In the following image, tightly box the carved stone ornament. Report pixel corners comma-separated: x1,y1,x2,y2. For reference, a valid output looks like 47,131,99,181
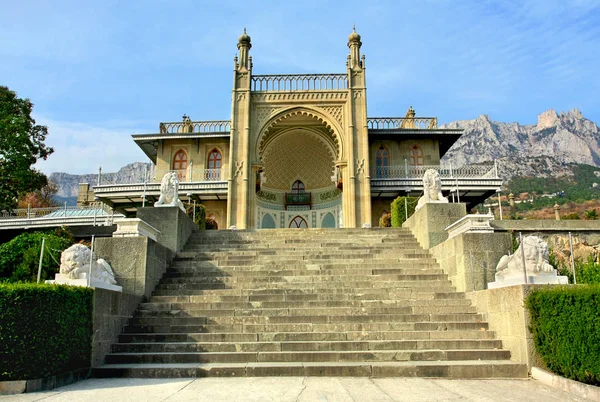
488,235,568,289
46,243,122,292
416,169,448,211
235,161,244,178
155,172,185,212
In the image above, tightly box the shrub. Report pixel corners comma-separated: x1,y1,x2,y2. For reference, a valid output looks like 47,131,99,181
563,212,581,220
526,285,600,385
379,213,391,228
390,197,417,227
585,209,598,220
185,203,206,230
0,283,93,380
0,228,73,282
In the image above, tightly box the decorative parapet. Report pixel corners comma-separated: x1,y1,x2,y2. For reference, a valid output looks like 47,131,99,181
445,213,494,239
159,119,231,134
251,74,348,92
113,218,160,241
367,117,438,130
371,164,497,179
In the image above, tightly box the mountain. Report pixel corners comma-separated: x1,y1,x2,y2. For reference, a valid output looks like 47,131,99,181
441,109,600,181
49,162,151,198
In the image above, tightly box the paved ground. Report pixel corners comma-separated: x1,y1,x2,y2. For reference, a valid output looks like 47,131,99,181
0,377,593,402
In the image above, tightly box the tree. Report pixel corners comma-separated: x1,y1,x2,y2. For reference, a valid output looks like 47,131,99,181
17,180,59,209
0,86,53,211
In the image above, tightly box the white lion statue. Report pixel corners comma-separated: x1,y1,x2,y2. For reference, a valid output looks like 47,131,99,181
155,172,185,211
60,243,117,285
416,168,448,211
495,236,555,281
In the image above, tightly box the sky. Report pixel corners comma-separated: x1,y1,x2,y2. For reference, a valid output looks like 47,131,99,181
1,0,599,175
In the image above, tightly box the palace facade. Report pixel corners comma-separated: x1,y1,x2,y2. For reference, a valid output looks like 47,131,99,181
93,29,502,229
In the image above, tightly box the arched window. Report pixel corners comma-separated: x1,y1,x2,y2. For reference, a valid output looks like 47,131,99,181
172,149,188,181
206,149,222,180
291,180,305,194
376,146,390,178
409,144,424,166
289,216,308,228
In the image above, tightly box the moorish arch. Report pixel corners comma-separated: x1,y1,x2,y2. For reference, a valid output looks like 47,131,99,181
255,107,344,162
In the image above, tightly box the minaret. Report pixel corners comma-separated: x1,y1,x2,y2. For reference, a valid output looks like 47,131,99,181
347,26,362,70
237,28,252,71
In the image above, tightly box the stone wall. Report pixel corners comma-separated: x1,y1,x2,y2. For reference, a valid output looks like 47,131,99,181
467,285,548,370
95,236,173,299
91,288,141,367
402,203,466,249
430,232,512,292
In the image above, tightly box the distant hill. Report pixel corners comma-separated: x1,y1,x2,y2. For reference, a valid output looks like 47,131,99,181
49,162,151,198
441,109,600,181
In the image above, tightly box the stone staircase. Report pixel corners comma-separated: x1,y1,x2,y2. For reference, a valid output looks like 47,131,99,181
94,228,527,378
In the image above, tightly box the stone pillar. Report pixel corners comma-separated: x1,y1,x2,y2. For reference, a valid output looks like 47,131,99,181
402,203,467,249
554,203,560,220
509,193,515,207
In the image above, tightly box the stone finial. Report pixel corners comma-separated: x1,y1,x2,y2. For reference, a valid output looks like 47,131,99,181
508,193,515,207
347,26,362,70
237,28,252,71
554,202,560,220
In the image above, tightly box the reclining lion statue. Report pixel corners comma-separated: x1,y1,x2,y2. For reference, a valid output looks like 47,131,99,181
495,235,555,281
59,243,117,285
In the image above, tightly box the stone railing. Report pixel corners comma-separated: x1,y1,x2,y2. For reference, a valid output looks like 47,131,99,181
367,117,438,130
251,74,348,92
97,167,226,186
371,164,497,179
159,120,231,134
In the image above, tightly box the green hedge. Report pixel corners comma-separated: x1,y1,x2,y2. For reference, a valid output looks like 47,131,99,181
0,283,93,381
390,196,417,227
526,285,600,385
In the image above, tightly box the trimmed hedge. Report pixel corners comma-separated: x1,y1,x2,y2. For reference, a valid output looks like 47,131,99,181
526,285,600,385
0,283,93,381
390,196,417,227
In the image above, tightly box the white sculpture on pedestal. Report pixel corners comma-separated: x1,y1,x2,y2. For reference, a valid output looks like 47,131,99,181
155,172,185,211
488,235,568,289
46,243,123,291
416,169,448,211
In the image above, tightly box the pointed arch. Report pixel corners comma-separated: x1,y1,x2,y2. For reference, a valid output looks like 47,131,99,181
409,144,424,166
375,145,390,178
172,149,188,180
289,215,308,228
206,148,222,180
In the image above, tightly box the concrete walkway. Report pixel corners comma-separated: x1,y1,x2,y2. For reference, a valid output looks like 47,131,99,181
0,377,593,402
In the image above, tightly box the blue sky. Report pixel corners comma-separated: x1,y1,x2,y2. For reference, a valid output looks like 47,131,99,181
2,0,599,174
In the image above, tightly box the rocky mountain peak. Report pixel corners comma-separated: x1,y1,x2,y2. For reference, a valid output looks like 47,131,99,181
537,109,558,130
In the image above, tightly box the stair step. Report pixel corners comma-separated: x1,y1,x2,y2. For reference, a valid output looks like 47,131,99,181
99,228,523,379
93,360,528,378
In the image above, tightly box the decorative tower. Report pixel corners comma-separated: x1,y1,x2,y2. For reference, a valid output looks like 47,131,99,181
227,29,253,228
345,26,372,227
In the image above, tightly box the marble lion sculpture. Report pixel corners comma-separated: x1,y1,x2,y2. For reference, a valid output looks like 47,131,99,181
416,168,448,211
155,172,185,211
59,243,117,285
495,235,555,281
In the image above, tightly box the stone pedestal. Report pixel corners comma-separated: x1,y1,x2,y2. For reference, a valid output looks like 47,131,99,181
488,273,568,289
46,273,122,292
113,218,160,241
403,203,467,249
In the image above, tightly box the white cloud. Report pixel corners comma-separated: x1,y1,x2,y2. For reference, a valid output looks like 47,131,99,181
34,116,151,175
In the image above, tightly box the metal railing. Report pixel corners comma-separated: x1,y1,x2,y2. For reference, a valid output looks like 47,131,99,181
251,74,348,92
0,203,115,220
97,167,226,186
367,117,438,130
285,192,312,209
159,120,231,134
370,164,497,179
